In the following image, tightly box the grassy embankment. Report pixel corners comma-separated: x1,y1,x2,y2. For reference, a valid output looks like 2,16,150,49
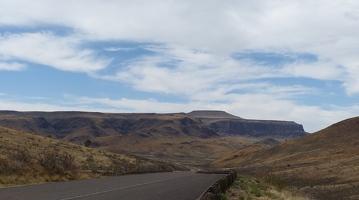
0,126,181,188
222,174,311,200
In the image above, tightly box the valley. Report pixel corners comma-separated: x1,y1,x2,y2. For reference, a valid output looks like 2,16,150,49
4,109,359,199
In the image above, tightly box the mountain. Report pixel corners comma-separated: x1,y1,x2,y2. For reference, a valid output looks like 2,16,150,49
188,110,242,120
213,116,359,199
0,111,218,140
0,111,227,167
0,110,307,168
188,110,307,138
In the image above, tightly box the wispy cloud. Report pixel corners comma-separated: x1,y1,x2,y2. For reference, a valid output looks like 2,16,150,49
0,32,111,73
1,0,359,133
98,45,320,101
0,62,26,71
104,47,136,52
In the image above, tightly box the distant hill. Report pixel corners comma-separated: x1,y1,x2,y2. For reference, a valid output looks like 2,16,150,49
188,110,242,120
188,110,307,138
0,110,307,142
213,116,359,199
0,110,307,167
0,111,218,140
0,111,226,167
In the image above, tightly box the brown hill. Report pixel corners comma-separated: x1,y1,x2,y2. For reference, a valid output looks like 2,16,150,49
0,110,307,168
211,138,281,167
213,116,359,199
0,111,230,167
0,111,218,140
0,126,184,188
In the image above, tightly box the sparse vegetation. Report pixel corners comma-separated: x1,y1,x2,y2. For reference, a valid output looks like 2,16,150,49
213,116,359,199
84,139,92,147
222,175,310,200
0,126,184,188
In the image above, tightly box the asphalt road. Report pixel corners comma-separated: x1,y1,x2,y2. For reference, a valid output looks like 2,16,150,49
0,172,225,200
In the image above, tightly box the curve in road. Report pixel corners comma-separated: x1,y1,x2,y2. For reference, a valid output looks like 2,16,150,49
0,172,225,200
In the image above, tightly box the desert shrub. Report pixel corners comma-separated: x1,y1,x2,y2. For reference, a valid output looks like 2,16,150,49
38,150,76,175
0,147,34,176
0,158,11,174
8,147,32,164
261,173,287,191
250,186,262,197
84,140,92,147
219,193,228,200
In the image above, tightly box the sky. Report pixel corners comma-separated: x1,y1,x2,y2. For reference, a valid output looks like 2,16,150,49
1,0,359,133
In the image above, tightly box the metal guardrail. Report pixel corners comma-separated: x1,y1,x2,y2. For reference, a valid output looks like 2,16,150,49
197,170,237,200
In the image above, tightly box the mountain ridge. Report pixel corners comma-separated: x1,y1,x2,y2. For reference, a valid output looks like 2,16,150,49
188,110,307,138
0,110,307,167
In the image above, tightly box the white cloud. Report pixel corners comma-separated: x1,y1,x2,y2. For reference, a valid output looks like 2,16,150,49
100,45,285,97
60,94,359,133
0,32,111,73
1,90,358,132
1,0,359,133
0,99,75,112
0,62,26,71
281,60,346,81
104,47,135,52
0,1,358,83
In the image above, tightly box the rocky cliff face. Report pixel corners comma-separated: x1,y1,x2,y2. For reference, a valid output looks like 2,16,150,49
0,110,306,141
0,110,307,164
207,119,306,138
188,110,307,138
0,111,218,142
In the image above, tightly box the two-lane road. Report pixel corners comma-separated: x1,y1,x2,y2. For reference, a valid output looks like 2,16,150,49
0,172,225,200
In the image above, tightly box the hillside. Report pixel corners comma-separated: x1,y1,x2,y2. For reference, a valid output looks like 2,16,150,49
0,110,307,167
0,111,218,140
0,126,184,188
212,138,280,167
213,116,359,199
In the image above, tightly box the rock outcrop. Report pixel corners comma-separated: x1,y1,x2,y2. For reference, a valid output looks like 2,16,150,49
0,110,306,142
188,110,307,138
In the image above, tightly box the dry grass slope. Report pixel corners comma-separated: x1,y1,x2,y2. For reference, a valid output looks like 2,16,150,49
224,175,310,200
213,116,359,199
0,111,306,168
0,126,183,188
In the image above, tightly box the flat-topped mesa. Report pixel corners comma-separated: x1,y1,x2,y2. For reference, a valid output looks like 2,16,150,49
188,110,307,139
188,110,241,118
187,110,242,122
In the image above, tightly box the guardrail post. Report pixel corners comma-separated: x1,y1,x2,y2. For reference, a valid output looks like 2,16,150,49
199,192,215,200
219,177,228,193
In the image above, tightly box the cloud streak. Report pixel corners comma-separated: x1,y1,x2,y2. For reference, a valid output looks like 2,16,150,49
0,62,26,71
0,32,111,73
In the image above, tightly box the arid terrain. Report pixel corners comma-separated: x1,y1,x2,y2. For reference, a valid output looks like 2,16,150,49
0,110,305,167
213,116,359,199
0,126,183,188
2,110,359,199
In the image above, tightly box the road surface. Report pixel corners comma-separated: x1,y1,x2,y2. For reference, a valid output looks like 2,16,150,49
0,172,225,200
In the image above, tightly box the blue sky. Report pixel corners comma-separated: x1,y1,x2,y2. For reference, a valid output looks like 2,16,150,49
1,1,359,132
